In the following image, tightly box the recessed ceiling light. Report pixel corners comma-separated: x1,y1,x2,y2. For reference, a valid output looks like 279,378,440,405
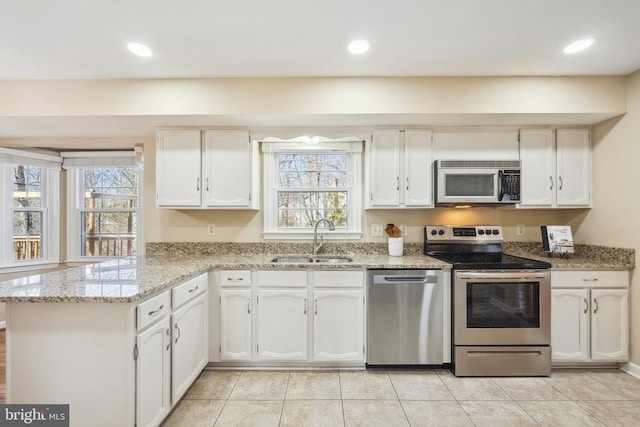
348,39,370,55
563,38,594,54
127,42,153,57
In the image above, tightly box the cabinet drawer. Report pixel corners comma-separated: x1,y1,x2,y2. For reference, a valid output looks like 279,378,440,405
551,270,629,288
137,291,171,331
173,273,208,308
257,270,307,287
220,270,252,286
314,270,364,288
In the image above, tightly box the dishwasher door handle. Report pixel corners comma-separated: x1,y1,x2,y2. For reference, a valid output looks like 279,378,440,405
377,276,431,284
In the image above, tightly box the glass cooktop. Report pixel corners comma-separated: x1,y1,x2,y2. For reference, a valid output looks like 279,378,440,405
428,253,551,270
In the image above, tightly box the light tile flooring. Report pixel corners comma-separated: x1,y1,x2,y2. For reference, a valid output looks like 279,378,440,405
161,368,640,426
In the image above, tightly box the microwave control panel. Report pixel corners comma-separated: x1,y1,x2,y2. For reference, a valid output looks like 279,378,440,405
500,170,520,201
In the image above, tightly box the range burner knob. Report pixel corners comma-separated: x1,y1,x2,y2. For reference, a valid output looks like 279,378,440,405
477,229,485,235
438,229,445,236
430,229,438,236
492,229,500,235
485,229,492,235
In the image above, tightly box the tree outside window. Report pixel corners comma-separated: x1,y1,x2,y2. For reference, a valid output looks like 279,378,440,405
12,165,44,261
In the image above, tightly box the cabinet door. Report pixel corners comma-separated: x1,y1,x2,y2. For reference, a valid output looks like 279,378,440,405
203,130,254,207
556,129,591,206
313,290,364,361
368,130,401,206
404,129,433,207
519,129,555,206
591,289,629,362
220,289,252,360
136,317,171,427
257,290,308,360
172,293,208,402
156,129,202,207
551,289,589,362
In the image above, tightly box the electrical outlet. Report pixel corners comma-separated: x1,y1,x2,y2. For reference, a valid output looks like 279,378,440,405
371,224,383,237
516,224,525,236
207,224,216,236
399,225,408,236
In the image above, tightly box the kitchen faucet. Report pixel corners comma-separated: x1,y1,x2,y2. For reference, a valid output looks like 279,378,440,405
313,218,335,255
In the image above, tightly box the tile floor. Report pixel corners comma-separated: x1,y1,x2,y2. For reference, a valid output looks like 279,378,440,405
161,368,640,426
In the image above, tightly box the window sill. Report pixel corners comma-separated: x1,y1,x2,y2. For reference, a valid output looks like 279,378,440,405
0,262,61,276
263,231,362,240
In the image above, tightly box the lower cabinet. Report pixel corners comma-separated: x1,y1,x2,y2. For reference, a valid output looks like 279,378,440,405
220,289,252,360
257,289,308,360
313,290,364,361
217,269,365,365
551,270,629,363
136,317,172,427
136,272,209,427
172,291,208,402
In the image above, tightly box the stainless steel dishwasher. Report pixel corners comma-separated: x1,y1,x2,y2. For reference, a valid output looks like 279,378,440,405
367,269,444,366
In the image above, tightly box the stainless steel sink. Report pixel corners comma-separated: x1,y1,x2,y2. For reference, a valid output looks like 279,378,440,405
313,257,353,263
270,256,314,263
270,256,353,264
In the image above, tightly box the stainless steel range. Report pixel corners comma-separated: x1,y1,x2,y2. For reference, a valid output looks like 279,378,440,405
425,225,552,377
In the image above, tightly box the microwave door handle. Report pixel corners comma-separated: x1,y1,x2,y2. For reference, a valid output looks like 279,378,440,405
498,170,505,201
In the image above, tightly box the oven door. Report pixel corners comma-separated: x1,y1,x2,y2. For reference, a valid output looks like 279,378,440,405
454,270,550,346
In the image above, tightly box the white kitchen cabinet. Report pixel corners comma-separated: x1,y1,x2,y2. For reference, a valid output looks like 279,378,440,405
551,270,628,364
313,290,364,361
257,289,308,360
136,317,172,427
156,129,202,207
312,270,365,362
155,129,259,209
519,128,591,207
203,130,259,208
171,280,208,402
366,129,433,208
556,129,591,206
220,289,252,360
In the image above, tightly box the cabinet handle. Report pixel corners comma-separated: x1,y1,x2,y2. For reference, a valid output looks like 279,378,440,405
247,298,251,314
406,177,409,191
593,298,599,314
174,322,181,343
582,278,598,283
304,298,307,314
206,177,210,192
315,298,318,315
558,176,563,190
197,177,200,191
188,285,199,293
396,177,400,191
148,304,164,316
549,176,553,190
227,277,244,282
583,298,589,314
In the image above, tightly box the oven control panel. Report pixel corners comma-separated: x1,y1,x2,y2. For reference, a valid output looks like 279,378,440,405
425,225,503,243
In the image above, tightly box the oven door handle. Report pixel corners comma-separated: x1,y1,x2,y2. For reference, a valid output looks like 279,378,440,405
456,271,549,280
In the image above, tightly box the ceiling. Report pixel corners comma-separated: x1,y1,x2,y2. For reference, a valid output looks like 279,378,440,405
3,0,640,79
1,0,639,140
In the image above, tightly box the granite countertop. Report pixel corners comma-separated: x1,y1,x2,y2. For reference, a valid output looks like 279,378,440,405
0,241,632,303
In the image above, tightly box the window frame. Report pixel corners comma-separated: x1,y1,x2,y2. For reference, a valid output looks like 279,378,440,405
261,139,363,240
64,151,144,263
0,148,61,272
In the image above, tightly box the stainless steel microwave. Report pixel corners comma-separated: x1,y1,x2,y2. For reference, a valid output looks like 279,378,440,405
434,160,521,205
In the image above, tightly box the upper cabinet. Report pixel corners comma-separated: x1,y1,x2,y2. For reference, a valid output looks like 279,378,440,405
519,128,591,208
366,129,433,208
156,129,260,209
156,129,203,207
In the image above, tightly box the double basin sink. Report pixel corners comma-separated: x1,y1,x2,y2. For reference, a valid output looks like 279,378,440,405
271,256,353,264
